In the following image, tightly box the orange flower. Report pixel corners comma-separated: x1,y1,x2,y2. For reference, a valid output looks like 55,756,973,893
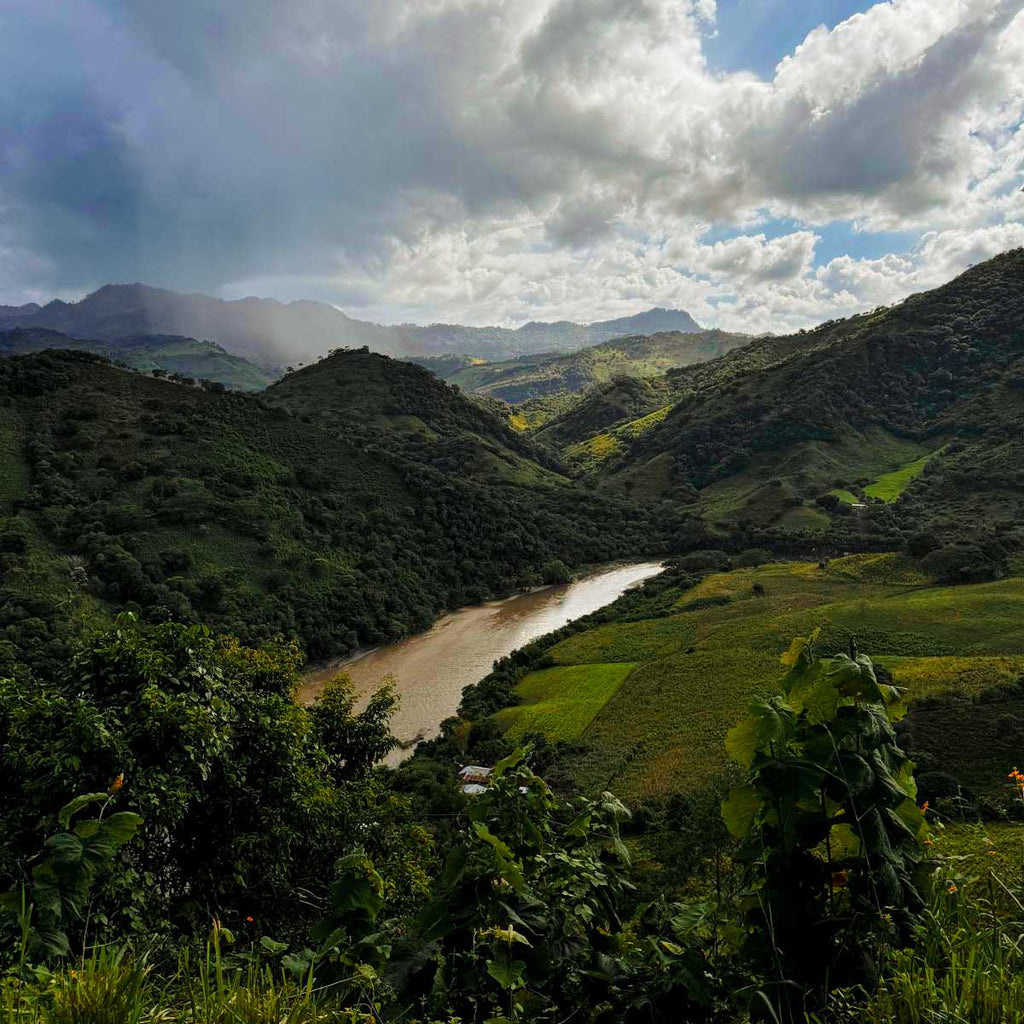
923,837,934,846
108,774,124,795
920,801,929,813
947,883,958,895
246,916,254,923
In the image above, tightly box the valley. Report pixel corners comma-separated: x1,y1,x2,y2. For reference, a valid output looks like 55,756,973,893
1,251,1022,1024
5,5,1024,1019
412,328,751,404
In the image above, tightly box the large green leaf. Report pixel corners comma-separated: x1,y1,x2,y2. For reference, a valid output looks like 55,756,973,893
486,956,527,990
99,812,143,844
492,747,527,778
327,853,384,921
472,822,525,891
803,677,840,725
722,785,761,839
725,697,794,767
57,793,107,829
826,823,862,862
835,751,874,796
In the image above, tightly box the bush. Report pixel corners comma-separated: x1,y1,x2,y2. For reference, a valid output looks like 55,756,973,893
922,545,1001,584
540,559,571,585
735,548,772,567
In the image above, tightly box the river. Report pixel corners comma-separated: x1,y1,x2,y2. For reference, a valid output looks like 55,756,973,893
297,560,664,754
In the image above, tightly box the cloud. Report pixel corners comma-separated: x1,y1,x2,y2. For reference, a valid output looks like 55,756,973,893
0,0,1021,337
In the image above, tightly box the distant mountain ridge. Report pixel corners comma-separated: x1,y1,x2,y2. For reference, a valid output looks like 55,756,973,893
0,283,702,369
0,326,272,391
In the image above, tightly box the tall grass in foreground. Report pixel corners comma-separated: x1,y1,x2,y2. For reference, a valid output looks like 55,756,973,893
0,942,390,1024
859,843,1024,1023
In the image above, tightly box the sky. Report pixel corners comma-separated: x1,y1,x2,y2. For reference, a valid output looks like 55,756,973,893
0,0,1022,335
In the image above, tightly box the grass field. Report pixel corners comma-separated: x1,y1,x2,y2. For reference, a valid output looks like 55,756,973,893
493,556,1024,801
829,488,862,505
864,446,947,502
495,662,637,741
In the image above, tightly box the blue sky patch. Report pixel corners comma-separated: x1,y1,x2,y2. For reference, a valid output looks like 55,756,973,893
703,0,879,79
698,218,919,269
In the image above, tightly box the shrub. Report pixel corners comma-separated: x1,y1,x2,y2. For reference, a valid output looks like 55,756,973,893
722,633,927,1018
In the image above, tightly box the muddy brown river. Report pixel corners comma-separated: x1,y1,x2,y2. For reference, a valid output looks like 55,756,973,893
297,561,664,755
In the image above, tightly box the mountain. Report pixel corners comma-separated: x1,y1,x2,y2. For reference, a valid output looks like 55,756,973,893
410,329,751,405
542,248,1024,558
0,347,655,677
0,283,703,368
0,285,390,371
0,327,272,391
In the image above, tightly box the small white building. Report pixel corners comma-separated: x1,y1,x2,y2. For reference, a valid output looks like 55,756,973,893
458,764,492,795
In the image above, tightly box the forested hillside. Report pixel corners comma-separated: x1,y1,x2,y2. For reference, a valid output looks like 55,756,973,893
0,327,272,390
536,249,1024,563
0,349,655,678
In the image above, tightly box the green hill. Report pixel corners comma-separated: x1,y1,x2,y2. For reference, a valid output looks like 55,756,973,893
0,326,272,390
0,349,655,677
434,330,750,403
539,250,1024,557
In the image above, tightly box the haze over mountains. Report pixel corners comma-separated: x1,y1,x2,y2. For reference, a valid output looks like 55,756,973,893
0,283,703,370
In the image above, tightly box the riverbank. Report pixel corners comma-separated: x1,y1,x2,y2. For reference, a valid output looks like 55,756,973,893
297,560,664,755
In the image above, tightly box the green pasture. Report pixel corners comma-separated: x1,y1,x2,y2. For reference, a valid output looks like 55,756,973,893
495,556,1024,801
864,446,947,502
829,488,861,505
495,662,637,741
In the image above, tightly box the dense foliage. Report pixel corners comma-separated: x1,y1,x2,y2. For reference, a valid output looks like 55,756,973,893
0,613,948,1022
0,616,425,945
0,348,655,677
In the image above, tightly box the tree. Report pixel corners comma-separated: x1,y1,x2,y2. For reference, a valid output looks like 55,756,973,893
309,674,399,780
0,616,423,940
539,559,571,585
